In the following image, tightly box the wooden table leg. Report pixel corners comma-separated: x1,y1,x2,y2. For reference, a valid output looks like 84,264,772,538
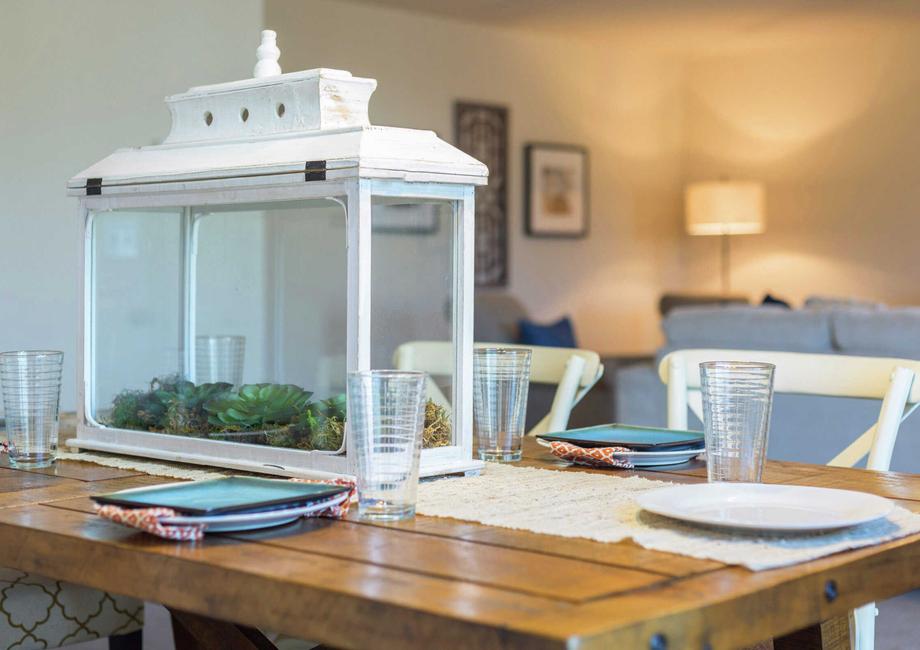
169,609,277,650
773,615,852,650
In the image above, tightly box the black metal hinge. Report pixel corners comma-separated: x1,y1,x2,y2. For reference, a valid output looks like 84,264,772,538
86,178,102,196
304,161,326,182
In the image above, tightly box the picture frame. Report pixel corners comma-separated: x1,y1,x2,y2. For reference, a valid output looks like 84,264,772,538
524,143,589,238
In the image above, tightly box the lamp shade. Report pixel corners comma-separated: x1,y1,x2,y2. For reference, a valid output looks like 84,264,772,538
685,181,765,236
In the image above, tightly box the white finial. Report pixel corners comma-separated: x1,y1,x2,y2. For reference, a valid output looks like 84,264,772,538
253,30,281,78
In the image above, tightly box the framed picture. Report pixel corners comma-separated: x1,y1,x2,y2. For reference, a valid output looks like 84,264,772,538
524,143,589,238
455,102,508,286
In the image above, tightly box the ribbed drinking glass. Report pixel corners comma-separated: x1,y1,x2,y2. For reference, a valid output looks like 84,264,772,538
473,348,532,462
347,370,426,520
195,335,245,386
0,350,64,468
700,361,775,482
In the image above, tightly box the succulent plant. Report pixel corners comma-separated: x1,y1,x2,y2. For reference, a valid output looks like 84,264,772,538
162,381,232,434
108,376,234,434
285,393,347,451
109,389,161,430
108,375,180,430
205,383,313,430
309,394,346,422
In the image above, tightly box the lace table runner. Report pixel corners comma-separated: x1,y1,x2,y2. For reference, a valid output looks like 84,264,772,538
416,463,920,571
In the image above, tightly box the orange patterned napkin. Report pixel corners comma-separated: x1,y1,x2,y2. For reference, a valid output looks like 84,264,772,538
545,440,634,469
95,477,356,541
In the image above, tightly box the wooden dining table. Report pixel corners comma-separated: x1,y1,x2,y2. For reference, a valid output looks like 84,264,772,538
0,438,919,650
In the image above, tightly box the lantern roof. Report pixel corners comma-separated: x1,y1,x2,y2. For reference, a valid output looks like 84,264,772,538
68,31,487,197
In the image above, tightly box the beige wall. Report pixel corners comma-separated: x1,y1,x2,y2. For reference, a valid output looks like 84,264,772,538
267,0,686,354
682,21,920,305
0,0,264,412
17,0,919,414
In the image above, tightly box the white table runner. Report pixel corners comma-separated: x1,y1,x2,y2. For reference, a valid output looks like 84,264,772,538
416,463,920,570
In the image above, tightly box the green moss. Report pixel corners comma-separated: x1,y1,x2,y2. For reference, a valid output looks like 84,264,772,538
423,399,451,448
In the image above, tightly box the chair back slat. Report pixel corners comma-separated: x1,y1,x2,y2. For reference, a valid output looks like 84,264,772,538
659,349,920,402
659,348,920,472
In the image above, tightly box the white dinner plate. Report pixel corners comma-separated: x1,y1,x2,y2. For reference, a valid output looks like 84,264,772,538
636,483,894,532
613,448,704,467
160,493,349,533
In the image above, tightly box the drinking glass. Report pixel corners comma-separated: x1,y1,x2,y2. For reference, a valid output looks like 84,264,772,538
0,350,64,468
700,361,775,482
473,348,532,462
347,370,426,520
196,335,245,386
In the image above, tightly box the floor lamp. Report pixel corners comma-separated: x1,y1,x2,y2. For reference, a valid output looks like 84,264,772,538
685,181,765,294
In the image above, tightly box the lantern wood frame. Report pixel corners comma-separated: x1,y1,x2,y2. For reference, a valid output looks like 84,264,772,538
67,62,487,478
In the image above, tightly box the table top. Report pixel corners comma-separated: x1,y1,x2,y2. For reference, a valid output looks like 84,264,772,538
0,440,919,650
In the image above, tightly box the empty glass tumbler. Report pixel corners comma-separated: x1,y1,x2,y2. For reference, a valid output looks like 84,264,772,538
347,370,426,520
0,350,64,468
473,348,532,462
700,361,775,483
196,335,245,386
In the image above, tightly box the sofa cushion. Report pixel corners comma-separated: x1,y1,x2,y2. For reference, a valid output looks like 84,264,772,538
662,306,833,353
832,307,920,359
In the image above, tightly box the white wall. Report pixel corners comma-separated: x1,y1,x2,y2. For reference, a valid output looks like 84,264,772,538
2,0,687,414
0,0,264,411
681,21,920,306
268,0,687,355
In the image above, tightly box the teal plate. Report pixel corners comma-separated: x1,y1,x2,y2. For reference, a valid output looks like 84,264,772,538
92,476,349,516
538,424,704,451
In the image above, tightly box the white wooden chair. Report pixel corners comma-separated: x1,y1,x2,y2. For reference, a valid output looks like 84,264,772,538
659,349,920,650
393,341,603,435
0,414,144,650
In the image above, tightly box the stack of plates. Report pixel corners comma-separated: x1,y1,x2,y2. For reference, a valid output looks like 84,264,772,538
538,424,705,467
609,447,704,467
158,493,349,532
93,476,351,533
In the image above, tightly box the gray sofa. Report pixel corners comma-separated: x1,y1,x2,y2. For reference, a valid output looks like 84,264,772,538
617,304,920,473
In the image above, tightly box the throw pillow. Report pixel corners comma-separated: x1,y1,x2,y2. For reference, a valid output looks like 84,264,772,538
518,317,578,348
761,293,791,308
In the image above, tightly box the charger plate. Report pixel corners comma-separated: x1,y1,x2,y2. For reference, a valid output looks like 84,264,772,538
160,492,349,533
93,476,349,515
637,483,894,532
538,424,704,450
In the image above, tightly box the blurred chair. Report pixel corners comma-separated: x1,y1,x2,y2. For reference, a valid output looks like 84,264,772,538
0,569,142,649
0,414,144,650
394,341,603,435
660,348,920,650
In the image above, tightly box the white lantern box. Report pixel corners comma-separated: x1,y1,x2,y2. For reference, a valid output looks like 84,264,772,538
67,31,487,478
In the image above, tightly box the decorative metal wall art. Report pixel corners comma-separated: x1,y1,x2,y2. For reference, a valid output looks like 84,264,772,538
455,102,508,286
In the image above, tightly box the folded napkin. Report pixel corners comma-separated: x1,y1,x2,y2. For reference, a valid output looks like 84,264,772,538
545,440,634,469
95,477,356,541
